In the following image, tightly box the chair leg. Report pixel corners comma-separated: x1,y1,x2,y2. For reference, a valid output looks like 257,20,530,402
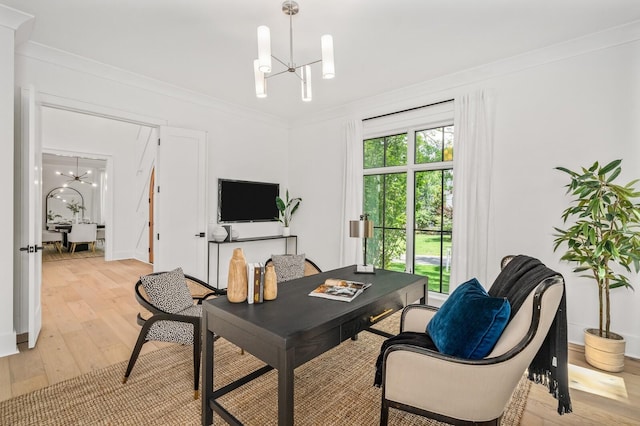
123,328,149,384
70,243,76,253
193,321,201,400
380,396,389,426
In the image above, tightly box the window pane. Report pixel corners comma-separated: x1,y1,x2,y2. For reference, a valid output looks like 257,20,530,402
364,173,406,271
364,175,383,226
368,227,406,271
364,138,384,169
415,170,447,230
413,231,451,293
385,134,407,167
384,173,406,228
415,169,453,293
363,134,407,169
415,126,453,164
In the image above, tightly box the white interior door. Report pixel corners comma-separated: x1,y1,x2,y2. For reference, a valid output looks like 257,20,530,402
19,87,42,348
155,126,207,280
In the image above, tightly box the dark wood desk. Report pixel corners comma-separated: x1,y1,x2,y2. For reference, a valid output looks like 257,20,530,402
201,266,427,426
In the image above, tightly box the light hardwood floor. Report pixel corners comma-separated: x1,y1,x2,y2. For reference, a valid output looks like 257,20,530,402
1,257,639,425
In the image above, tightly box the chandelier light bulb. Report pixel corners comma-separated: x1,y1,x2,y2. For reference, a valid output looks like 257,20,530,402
301,65,312,102
321,35,335,79
254,59,267,98
257,26,272,73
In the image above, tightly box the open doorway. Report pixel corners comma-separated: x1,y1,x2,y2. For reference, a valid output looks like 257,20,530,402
41,153,108,262
39,106,158,263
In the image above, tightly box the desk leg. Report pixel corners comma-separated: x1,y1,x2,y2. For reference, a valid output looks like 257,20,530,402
278,347,295,426
202,311,214,426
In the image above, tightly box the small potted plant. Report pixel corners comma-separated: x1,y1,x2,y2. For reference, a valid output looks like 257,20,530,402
553,159,640,372
275,190,301,236
66,200,86,224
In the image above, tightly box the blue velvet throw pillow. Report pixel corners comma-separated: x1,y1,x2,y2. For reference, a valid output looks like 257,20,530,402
427,278,510,359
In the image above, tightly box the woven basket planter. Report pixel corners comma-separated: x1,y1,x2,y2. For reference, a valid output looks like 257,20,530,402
584,328,625,373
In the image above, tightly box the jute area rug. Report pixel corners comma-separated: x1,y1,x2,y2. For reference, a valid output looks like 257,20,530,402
42,245,105,262
0,314,530,425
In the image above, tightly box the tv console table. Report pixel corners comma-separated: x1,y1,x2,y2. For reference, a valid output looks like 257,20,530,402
207,235,297,291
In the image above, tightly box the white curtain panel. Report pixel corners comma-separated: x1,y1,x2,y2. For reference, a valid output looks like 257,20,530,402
339,120,364,267
450,90,496,290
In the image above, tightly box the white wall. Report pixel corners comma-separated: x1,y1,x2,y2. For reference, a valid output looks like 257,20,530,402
15,44,290,231
289,32,640,357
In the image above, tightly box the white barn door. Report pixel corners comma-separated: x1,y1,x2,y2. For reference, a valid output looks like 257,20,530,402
154,126,207,280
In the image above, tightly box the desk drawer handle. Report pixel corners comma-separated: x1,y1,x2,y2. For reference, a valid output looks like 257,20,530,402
370,308,394,323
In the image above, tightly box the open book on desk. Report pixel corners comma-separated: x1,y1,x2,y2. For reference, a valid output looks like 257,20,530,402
308,279,372,302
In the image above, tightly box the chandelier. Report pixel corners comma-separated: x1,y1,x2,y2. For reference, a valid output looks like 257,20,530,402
55,157,97,187
253,0,335,102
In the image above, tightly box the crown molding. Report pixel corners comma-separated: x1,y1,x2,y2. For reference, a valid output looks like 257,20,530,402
291,19,640,128
15,41,288,128
0,4,33,45
12,17,640,130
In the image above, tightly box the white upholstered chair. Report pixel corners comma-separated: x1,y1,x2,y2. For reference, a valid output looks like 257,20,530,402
379,256,567,425
67,223,97,253
42,230,63,254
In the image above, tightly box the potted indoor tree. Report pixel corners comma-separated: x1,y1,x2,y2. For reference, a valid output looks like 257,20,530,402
66,200,86,224
553,159,640,372
275,190,301,236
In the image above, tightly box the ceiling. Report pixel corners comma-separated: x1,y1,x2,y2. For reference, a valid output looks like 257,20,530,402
5,0,640,121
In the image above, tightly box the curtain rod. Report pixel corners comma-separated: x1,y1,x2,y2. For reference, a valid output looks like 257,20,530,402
362,98,454,122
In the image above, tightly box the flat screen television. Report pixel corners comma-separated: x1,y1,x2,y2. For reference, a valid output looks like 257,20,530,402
218,179,280,223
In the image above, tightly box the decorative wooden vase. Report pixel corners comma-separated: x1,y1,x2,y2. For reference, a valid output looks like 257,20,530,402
227,248,248,303
264,264,277,300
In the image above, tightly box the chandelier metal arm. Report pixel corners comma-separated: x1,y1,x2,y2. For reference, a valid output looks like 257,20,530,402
265,68,292,79
271,55,290,70
266,57,323,80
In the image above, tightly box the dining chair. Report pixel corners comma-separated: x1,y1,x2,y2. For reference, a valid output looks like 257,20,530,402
264,254,321,283
67,223,97,253
42,230,63,254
